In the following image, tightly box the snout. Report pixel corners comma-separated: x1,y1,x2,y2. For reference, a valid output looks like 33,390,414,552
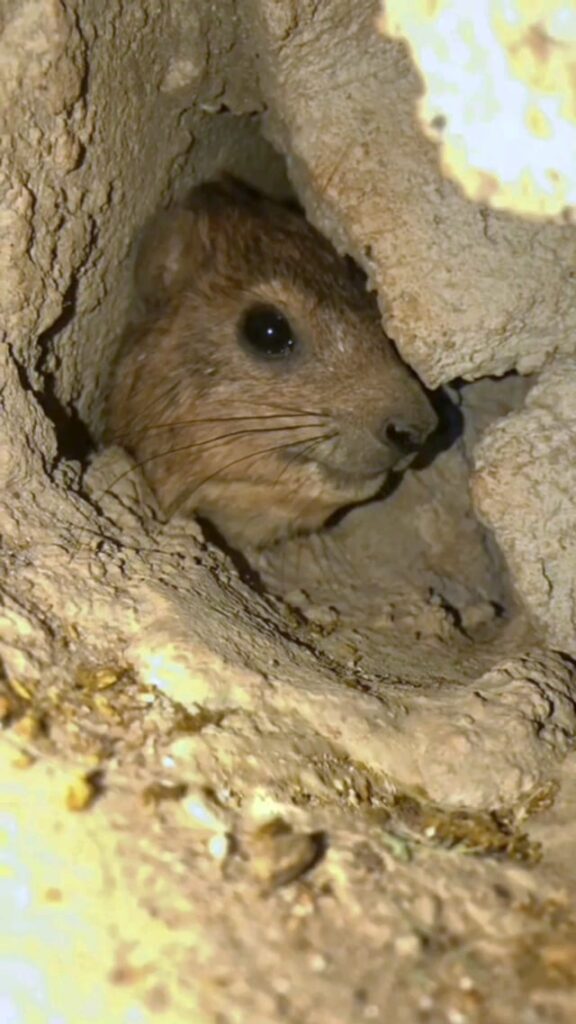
381,419,431,456
318,417,436,480
308,391,438,483
376,409,438,463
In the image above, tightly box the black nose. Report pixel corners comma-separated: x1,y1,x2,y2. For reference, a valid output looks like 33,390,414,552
384,420,428,455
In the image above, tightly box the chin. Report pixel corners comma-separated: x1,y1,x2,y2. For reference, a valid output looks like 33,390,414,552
313,462,389,503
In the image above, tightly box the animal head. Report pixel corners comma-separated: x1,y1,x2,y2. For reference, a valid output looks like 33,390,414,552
107,178,437,547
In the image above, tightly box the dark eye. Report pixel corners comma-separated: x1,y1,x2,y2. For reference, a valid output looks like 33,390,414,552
239,304,298,359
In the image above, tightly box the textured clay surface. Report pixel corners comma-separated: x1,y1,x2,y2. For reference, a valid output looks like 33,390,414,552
243,0,576,383
2,1,576,1022
473,360,576,655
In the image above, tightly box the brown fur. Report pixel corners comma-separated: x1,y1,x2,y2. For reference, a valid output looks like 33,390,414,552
105,179,437,548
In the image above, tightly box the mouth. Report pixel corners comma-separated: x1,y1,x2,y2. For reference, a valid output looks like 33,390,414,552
298,448,403,481
317,460,386,484
293,454,389,499
280,437,415,493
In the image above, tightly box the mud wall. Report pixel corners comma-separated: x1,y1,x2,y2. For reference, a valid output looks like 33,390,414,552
2,2,576,1023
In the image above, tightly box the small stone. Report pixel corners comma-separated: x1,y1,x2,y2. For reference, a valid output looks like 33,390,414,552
76,665,125,691
208,832,232,862
0,695,14,723
412,893,439,930
183,794,226,833
9,679,33,701
143,781,188,806
309,953,327,972
394,933,421,957
13,711,45,741
248,819,324,889
304,604,339,628
66,772,101,812
12,751,35,769
447,1010,467,1024
364,1004,380,1020
44,887,63,903
160,57,204,92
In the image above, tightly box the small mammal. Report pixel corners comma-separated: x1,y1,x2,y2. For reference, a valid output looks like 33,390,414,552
106,178,437,549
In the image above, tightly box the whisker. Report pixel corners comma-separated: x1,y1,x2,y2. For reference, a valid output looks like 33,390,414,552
240,399,329,419
100,424,327,499
272,434,336,488
110,410,326,444
165,433,334,518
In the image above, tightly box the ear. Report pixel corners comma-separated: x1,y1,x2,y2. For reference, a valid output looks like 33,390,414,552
185,174,262,213
133,208,204,310
133,177,271,310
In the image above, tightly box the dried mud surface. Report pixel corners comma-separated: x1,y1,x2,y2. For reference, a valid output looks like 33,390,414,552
2,0,576,1021
2,582,576,1024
